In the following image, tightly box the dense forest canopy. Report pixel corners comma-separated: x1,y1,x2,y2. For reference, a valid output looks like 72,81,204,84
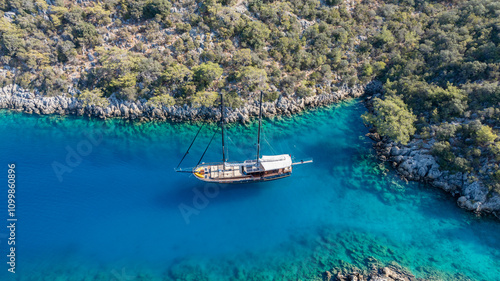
0,0,499,190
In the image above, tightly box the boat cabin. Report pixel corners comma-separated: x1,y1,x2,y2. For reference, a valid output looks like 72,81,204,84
194,154,293,183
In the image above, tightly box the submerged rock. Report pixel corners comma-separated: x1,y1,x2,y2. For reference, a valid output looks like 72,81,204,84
372,136,500,219
330,265,417,281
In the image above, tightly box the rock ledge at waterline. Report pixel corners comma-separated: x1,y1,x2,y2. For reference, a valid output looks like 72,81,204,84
374,135,500,218
0,84,369,123
365,119,500,219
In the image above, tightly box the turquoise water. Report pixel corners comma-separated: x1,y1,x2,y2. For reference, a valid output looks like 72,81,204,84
0,100,499,281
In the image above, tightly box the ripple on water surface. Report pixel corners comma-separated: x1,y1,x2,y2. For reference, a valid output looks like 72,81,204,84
0,100,499,281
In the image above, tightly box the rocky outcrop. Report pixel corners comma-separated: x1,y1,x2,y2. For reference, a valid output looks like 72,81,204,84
333,265,419,281
370,131,500,219
0,83,367,123
363,92,500,220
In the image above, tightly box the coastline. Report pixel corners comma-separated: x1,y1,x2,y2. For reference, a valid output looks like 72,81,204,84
364,96,500,220
2,82,499,219
2,88,497,280
0,83,368,123
1,0,498,279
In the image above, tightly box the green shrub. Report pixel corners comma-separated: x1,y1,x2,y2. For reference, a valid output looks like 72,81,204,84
176,23,192,34
490,170,500,194
224,91,244,109
192,62,223,90
191,91,219,107
232,49,252,67
264,91,279,102
420,127,431,139
471,148,482,158
295,85,314,98
78,89,109,108
362,96,417,145
146,94,175,108
72,22,100,47
435,123,457,141
237,66,268,93
162,64,193,88
431,141,455,169
373,61,386,74
453,157,471,173
143,0,171,20
475,125,497,145
493,170,500,182
56,40,77,63
240,21,270,49
86,3,112,25
490,143,500,161
362,63,373,77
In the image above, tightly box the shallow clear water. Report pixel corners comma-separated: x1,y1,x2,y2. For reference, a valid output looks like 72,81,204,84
0,100,499,281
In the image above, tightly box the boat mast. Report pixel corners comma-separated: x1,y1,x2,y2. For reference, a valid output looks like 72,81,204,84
256,91,263,166
220,93,226,168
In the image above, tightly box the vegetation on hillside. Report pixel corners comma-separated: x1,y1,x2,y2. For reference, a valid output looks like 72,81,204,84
0,0,394,105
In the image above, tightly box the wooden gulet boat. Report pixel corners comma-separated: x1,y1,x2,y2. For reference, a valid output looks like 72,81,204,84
176,92,312,183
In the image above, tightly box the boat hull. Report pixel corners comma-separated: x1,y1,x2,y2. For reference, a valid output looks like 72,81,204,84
195,172,292,184
193,163,292,184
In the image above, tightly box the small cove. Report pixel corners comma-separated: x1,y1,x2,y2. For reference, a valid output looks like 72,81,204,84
0,100,499,280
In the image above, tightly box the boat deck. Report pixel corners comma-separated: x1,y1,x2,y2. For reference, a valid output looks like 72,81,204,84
209,165,244,179
195,163,292,183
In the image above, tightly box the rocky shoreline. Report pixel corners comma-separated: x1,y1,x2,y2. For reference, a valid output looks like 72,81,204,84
2,82,499,219
375,137,500,219
0,83,369,123
334,265,420,281
364,96,500,220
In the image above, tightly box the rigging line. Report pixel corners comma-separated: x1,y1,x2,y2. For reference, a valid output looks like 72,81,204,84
259,123,275,155
228,135,246,160
263,136,277,155
261,120,278,155
226,137,229,162
197,129,218,166
227,136,234,147
176,123,205,169
267,115,283,154
256,91,263,165
227,136,240,160
293,143,308,159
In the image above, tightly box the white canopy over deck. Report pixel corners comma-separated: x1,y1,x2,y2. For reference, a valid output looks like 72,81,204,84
259,154,292,171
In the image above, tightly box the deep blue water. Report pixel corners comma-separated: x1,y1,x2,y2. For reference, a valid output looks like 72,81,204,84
0,100,499,281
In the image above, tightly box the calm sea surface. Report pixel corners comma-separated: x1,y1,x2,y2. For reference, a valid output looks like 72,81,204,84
0,100,499,280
